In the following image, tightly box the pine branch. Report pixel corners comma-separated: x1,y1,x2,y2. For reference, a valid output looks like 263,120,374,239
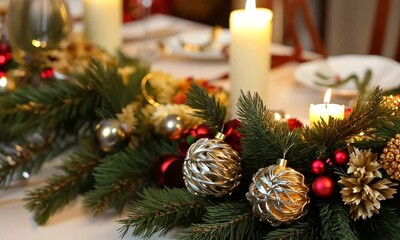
0,131,61,186
85,137,178,215
185,84,227,132
318,202,358,240
118,188,216,238
303,87,390,154
355,206,400,240
237,91,313,179
24,150,100,225
178,201,268,240
263,221,316,240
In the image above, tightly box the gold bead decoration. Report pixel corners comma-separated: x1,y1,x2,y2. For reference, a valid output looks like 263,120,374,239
382,95,400,116
183,134,242,197
246,159,310,226
380,133,400,181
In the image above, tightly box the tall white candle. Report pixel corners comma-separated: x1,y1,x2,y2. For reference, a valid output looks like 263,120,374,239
83,0,122,55
229,0,273,117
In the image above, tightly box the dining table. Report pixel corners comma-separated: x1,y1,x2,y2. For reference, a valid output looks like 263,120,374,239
0,2,354,240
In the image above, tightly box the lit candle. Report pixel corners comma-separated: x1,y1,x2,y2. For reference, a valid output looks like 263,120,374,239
83,0,122,55
309,89,345,127
229,0,273,117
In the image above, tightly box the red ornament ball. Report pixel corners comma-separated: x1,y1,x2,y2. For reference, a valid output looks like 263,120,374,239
153,154,185,188
310,159,325,175
312,176,335,199
333,149,349,166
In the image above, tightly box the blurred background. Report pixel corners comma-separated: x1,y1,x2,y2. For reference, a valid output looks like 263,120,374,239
121,0,399,59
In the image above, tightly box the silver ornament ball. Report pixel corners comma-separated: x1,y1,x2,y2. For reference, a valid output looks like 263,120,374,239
246,159,310,226
96,119,132,152
160,114,185,140
183,136,242,197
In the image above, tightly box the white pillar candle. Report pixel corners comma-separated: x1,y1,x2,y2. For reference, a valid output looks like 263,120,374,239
83,0,122,55
309,89,345,127
229,0,273,117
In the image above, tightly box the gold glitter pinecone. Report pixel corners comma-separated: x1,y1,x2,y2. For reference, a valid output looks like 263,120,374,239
380,133,400,181
382,95,400,116
246,159,310,226
183,136,242,197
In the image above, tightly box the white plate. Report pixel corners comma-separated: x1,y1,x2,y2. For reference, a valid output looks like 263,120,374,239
163,29,230,60
295,55,400,96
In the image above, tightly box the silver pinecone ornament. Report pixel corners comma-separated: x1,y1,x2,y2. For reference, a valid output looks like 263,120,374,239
183,132,241,197
246,159,310,226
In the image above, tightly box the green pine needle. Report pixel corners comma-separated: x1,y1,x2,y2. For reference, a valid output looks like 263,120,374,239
237,91,312,178
185,84,227,132
178,201,267,240
24,150,100,225
318,202,358,240
119,188,215,238
263,221,316,240
85,137,178,215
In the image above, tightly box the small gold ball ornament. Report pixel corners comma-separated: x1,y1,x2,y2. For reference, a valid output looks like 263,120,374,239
246,159,310,226
380,133,400,181
382,95,400,116
95,119,132,153
160,114,185,140
183,132,242,197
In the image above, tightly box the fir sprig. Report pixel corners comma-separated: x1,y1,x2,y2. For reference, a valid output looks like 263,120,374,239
318,202,358,240
185,84,227,132
178,202,268,240
237,91,312,178
24,150,100,225
85,137,178,215
263,221,316,240
119,188,216,238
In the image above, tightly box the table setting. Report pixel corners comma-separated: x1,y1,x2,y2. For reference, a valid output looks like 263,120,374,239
1,0,400,240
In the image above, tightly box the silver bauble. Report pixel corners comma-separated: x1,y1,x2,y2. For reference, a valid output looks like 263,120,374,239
246,159,310,226
183,134,241,197
95,119,132,152
160,114,185,140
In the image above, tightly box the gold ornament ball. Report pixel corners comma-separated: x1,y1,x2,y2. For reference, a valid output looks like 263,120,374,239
183,135,242,197
95,119,132,153
380,133,400,180
246,159,310,226
160,114,185,140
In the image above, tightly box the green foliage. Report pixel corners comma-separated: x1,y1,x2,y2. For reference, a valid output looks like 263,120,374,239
355,207,400,240
237,91,313,179
178,201,267,240
185,84,227,132
24,150,100,225
318,202,358,240
119,188,215,238
85,137,178,215
263,221,316,240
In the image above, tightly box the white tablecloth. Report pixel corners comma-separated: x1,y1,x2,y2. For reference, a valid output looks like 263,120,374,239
0,10,353,240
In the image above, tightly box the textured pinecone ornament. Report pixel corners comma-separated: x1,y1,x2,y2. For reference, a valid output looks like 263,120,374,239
380,133,400,181
183,132,241,197
339,147,397,220
382,95,400,116
246,159,310,226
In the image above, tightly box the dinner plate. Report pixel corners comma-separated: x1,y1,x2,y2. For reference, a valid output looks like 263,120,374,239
295,55,400,96
163,29,230,60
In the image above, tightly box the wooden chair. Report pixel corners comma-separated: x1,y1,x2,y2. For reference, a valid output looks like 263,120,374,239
370,0,400,61
263,0,327,68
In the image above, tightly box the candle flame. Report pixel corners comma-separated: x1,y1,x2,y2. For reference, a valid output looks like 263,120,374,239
245,0,256,11
324,88,332,105
0,76,7,88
